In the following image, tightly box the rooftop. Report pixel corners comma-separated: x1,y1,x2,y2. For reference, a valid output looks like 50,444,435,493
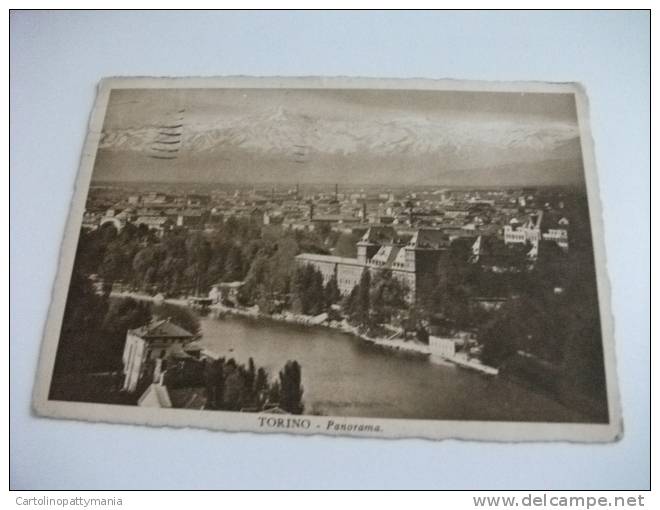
360,225,398,244
407,229,451,249
129,319,196,340
370,245,404,268
295,253,363,266
137,383,173,408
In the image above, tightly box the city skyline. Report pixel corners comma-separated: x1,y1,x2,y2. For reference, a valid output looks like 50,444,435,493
34,78,618,443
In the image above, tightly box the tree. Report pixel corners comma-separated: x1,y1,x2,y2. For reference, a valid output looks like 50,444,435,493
279,361,304,414
223,245,245,282
342,285,359,321
416,325,430,344
307,267,325,315
267,380,281,405
292,265,325,315
185,233,211,295
132,246,162,290
370,270,408,324
204,359,225,410
245,357,256,401
240,254,270,306
269,237,298,298
158,253,186,295
100,297,152,370
152,302,201,336
52,266,109,376
357,270,371,325
479,294,561,367
324,274,341,307
98,249,125,286
254,367,268,395
479,311,520,367
223,362,246,410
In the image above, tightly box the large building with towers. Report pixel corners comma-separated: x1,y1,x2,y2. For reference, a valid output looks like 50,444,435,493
295,226,453,303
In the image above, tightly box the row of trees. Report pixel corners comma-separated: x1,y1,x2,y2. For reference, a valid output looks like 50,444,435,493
92,218,260,297
87,216,362,300
204,358,304,414
84,217,258,295
246,261,411,329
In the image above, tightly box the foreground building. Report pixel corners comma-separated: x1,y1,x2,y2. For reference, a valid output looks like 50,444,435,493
503,210,570,254
122,319,197,393
296,226,453,302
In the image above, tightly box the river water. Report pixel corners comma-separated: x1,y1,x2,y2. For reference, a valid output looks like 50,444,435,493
197,314,588,422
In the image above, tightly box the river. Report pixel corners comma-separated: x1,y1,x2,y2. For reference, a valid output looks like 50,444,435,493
197,314,588,422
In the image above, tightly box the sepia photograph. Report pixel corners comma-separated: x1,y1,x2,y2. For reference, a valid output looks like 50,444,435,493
32,76,620,441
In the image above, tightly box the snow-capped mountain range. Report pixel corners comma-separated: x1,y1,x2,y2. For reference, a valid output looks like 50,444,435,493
100,106,579,158
94,106,584,186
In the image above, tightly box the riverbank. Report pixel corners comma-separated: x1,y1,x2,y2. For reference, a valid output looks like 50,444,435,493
110,291,498,375
197,309,592,423
213,304,500,375
108,291,606,422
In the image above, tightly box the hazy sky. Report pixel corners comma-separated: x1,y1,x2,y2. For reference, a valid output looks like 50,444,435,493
92,87,585,187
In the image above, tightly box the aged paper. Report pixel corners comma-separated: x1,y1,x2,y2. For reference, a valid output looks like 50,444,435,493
32,76,621,441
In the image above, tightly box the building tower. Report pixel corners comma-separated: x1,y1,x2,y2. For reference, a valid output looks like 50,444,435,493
357,239,376,265
406,200,414,226
357,226,393,265
329,183,339,205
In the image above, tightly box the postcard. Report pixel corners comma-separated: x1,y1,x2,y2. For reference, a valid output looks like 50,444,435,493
32,76,621,441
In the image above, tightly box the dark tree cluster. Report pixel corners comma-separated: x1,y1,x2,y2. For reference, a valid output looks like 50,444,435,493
52,266,200,380
204,357,304,414
342,270,409,333
77,216,342,307
51,216,332,401
290,265,327,316
475,196,607,408
83,218,269,297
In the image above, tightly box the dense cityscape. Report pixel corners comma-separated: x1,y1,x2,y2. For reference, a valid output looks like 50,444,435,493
49,179,607,422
